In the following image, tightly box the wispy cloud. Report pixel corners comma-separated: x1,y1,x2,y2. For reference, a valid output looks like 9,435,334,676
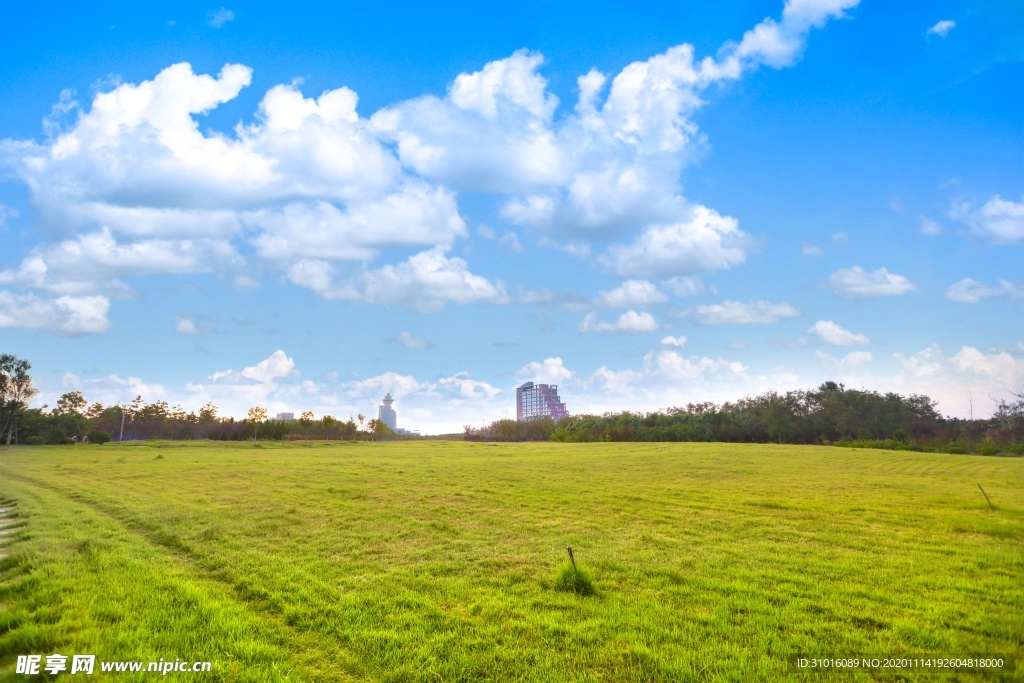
828,266,917,299
926,20,956,37
692,300,798,325
206,7,235,28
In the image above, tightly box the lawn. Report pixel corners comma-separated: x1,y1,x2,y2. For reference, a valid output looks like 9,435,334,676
0,441,1021,682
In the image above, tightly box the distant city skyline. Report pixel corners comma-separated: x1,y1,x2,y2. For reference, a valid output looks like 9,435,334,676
0,1,1020,434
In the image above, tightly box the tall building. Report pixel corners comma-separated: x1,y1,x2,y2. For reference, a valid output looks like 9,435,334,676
516,382,568,421
378,392,397,430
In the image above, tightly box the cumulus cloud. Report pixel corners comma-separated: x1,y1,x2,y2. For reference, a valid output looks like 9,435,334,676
927,20,956,37
0,2,859,329
692,300,798,325
828,266,917,299
950,195,1024,245
660,335,687,347
517,357,573,384
0,291,109,335
945,277,1023,303
808,320,869,346
387,331,434,350
642,349,746,382
579,309,659,334
595,280,668,308
286,248,508,312
601,205,752,278
210,349,295,384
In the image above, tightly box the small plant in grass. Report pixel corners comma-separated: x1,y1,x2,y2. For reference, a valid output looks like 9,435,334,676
554,546,597,596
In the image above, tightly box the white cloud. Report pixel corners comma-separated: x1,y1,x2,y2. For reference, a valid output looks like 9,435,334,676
595,280,668,308
950,195,1024,245
662,276,706,297
387,331,434,350
732,0,860,69
0,291,109,335
435,372,502,401
175,317,201,335
579,309,659,334
601,205,752,278
692,300,799,325
660,335,687,347
206,7,235,28
643,349,747,382
0,4,860,328
952,346,1024,389
945,277,1023,304
517,357,573,384
920,216,942,236
828,266,917,299
927,20,956,37
808,320,869,346
286,248,508,312
801,242,823,257
210,350,295,385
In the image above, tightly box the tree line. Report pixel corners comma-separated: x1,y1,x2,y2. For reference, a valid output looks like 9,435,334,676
464,382,1024,455
0,355,397,445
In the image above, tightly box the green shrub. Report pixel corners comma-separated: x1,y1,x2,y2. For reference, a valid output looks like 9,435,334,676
978,445,999,456
946,445,967,455
87,430,111,445
24,436,44,446
554,563,597,597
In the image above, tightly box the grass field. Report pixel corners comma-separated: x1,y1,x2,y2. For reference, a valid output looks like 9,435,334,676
0,441,1021,682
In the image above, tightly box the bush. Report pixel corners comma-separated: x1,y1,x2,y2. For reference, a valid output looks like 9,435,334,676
978,444,999,456
87,430,111,445
946,445,967,455
554,563,597,597
24,436,44,446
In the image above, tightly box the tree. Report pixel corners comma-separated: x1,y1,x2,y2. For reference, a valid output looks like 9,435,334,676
247,406,268,443
357,413,365,435
0,354,37,445
54,391,87,416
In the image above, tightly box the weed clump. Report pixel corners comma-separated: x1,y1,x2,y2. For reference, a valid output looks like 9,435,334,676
155,454,164,460
554,562,597,597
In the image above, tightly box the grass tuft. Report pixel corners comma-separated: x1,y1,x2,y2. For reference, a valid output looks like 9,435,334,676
554,562,598,597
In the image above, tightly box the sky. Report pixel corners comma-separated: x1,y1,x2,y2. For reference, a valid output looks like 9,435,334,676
0,0,1021,434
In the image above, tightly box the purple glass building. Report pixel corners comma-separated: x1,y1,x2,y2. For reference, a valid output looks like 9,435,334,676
516,381,568,421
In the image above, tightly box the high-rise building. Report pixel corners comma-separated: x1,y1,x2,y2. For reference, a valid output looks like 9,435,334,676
378,392,397,430
516,382,568,421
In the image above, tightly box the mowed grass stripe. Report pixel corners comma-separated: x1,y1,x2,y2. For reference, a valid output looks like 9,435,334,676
1,441,1021,682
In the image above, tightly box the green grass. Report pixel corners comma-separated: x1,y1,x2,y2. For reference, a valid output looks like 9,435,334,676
0,441,1021,682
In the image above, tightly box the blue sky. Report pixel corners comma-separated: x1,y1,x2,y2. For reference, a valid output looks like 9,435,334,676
1,0,1021,433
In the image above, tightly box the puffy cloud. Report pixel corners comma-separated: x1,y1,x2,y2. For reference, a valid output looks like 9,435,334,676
660,335,687,347
892,344,1024,417
210,350,295,385
517,357,573,384
801,242,824,257
732,0,860,69
387,331,434,350
1,228,241,295
246,189,466,262
601,205,751,278
808,320,870,346
0,291,109,335
662,276,706,297
643,349,746,381
828,266,917,299
286,248,508,312
0,3,859,329
595,280,667,308
435,372,502,401
692,300,799,325
927,20,956,37
950,195,1024,245
952,347,1024,389
945,277,1023,303
579,309,659,334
